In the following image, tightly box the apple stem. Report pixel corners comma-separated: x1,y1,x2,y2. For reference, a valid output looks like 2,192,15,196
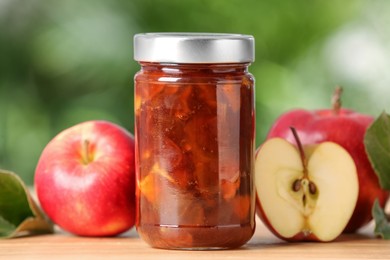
81,139,93,165
290,127,308,177
331,85,343,114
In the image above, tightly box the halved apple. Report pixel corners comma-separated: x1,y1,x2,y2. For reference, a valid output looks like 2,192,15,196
255,130,359,242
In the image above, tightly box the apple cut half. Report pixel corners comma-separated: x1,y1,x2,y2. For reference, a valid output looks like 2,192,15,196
255,131,359,242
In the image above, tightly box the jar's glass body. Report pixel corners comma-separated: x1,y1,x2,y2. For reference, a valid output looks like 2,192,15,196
134,62,255,249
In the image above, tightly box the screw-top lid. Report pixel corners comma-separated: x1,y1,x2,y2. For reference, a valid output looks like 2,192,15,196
133,33,255,63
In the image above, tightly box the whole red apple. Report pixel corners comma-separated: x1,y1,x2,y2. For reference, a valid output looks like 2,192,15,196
264,87,389,232
35,120,136,236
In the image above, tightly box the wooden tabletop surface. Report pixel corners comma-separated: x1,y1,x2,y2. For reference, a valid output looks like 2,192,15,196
1,217,389,260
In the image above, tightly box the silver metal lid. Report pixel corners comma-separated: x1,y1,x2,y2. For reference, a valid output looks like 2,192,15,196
133,33,255,63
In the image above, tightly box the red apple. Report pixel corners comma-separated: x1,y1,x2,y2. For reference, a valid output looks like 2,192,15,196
34,120,136,236
264,87,389,232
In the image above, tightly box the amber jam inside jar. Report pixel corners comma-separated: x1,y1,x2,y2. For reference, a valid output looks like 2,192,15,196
134,33,255,250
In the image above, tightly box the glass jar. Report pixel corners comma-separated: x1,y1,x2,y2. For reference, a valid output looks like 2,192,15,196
133,33,255,250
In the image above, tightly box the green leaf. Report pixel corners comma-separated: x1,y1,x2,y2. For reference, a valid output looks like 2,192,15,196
0,215,16,235
372,199,390,239
0,169,53,238
364,111,390,190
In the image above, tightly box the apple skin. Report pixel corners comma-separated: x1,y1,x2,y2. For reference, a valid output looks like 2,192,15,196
265,108,389,232
35,120,136,237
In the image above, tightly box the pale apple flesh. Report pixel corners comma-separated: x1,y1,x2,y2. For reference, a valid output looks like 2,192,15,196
255,138,359,241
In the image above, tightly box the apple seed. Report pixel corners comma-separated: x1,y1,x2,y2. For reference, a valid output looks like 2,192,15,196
309,181,317,195
292,179,301,192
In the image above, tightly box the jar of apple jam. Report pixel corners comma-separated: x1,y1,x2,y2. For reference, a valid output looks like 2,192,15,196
133,33,255,250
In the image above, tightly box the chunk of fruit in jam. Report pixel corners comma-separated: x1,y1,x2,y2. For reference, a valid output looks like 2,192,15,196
221,177,240,200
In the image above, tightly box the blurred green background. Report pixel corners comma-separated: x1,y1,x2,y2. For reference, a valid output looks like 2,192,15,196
1,0,390,184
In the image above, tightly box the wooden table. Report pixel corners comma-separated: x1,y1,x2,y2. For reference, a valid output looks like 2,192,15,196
1,218,389,260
